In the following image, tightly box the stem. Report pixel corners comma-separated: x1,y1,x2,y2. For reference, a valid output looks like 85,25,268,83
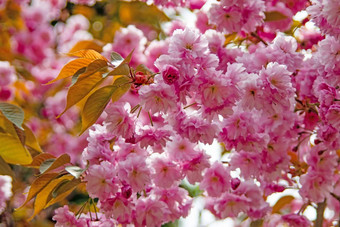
250,32,268,46
297,202,309,215
148,111,153,126
184,102,197,109
137,106,142,118
315,200,326,227
130,104,140,113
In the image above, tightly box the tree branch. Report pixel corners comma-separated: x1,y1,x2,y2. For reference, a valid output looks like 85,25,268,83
315,200,326,227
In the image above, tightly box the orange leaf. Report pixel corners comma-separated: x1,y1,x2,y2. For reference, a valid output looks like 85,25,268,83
67,49,108,62
45,58,93,85
24,153,56,168
68,40,103,53
264,11,288,22
40,154,71,174
272,195,295,213
18,173,59,209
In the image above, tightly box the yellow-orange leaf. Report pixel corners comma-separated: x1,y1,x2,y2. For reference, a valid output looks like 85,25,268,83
107,63,130,77
272,195,295,213
0,156,14,178
29,175,74,220
45,58,93,85
107,50,134,77
40,154,71,174
23,124,43,153
46,178,82,207
82,59,108,76
18,173,59,209
111,76,131,103
0,132,32,165
80,85,117,134
59,72,104,117
68,49,108,62
68,40,103,53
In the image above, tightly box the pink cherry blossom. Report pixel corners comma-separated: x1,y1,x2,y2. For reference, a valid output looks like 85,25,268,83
53,205,87,227
200,162,231,197
104,102,135,139
117,153,151,192
134,198,171,227
152,157,183,187
84,161,119,201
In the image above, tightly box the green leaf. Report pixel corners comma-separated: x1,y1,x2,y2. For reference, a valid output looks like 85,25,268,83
65,166,84,179
80,85,117,134
0,102,25,129
264,11,288,22
0,132,32,165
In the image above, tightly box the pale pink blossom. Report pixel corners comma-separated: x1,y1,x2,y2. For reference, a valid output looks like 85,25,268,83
207,192,251,219
139,78,178,114
167,136,197,161
208,0,265,34
168,28,209,60
117,153,151,192
134,198,171,227
99,194,133,224
104,103,135,139
152,157,183,187
84,161,119,200
281,213,312,227
182,149,210,184
53,205,87,227
200,162,231,197
154,187,192,221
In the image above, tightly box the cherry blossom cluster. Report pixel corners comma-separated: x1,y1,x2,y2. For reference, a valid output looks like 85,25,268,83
51,0,340,225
